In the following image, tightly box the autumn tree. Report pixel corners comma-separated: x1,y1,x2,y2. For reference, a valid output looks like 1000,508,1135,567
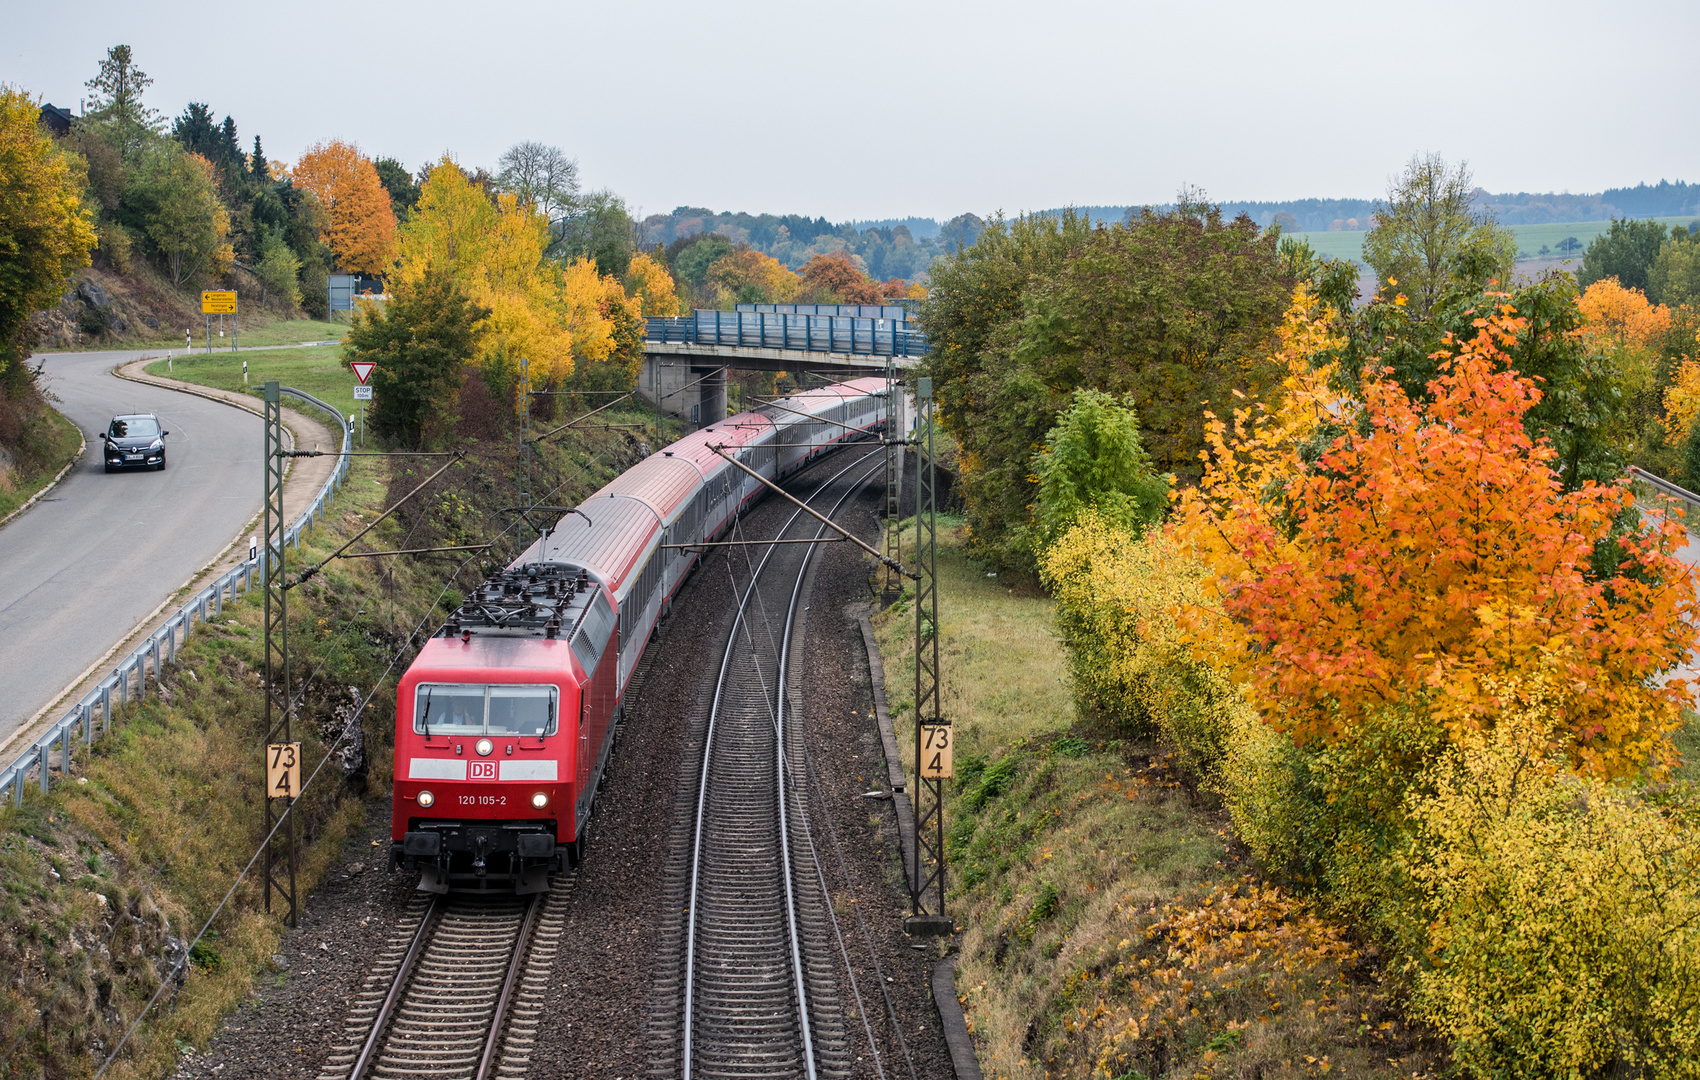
799,250,881,304
624,251,680,316
350,265,489,446
119,143,233,285
1172,299,1698,779
1361,154,1517,316
707,246,798,305
0,87,97,357
294,139,397,276
397,157,623,392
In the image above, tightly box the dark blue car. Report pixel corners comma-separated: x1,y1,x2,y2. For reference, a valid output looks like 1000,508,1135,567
101,413,168,472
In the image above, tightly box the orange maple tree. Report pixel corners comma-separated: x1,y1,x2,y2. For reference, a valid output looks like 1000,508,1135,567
1173,299,1699,778
799,251,881,304
294,139,397,276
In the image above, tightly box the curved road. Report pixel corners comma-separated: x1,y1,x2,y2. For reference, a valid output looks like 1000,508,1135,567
0,350,262,749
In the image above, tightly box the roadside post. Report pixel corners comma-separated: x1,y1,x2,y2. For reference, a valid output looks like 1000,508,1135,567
351,360,375,448
202,290,236,356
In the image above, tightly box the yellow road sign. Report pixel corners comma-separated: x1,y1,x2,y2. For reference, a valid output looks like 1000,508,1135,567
919,724,954,779
267,742,302,799
202,290,237,314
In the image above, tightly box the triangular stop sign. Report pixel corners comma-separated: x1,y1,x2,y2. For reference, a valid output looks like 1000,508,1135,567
350,361,376,385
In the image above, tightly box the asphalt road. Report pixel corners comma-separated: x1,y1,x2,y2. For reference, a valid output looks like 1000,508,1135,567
0,349,261,748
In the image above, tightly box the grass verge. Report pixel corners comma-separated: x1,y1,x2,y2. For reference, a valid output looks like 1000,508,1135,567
871,523,1444,1079
147,346,357,419
0,406,82,522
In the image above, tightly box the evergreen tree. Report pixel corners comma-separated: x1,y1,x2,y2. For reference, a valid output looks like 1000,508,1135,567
250,135,270,182
219,116,239,163
171,102,217,158
83,44,162,161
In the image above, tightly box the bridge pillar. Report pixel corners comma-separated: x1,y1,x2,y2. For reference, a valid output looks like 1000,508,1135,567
639,356,728,428
698,367,727,424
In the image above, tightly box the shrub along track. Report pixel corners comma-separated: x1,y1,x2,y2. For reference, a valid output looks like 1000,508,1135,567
168,445,953,1080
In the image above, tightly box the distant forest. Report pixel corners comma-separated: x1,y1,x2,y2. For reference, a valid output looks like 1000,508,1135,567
639,181,1699,283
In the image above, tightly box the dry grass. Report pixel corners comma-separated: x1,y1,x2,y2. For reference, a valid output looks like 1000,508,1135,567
871,525,1444,1079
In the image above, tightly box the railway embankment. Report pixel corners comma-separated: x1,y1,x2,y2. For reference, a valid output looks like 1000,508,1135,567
0,374,663,1080
869,522,1447,1079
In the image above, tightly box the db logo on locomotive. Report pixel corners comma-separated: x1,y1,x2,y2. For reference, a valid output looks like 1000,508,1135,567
469,761,497,780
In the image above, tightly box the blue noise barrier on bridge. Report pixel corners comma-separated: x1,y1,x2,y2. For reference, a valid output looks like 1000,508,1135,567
646,309,927,357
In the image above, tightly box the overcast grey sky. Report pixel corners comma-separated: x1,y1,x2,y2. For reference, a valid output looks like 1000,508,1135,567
7,0,1696,222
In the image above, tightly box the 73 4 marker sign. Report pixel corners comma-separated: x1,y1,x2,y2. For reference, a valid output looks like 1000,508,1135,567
919,724,953,778
267,742,302,799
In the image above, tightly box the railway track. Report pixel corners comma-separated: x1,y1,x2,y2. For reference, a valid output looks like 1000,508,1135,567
648,451,884,1080
316,879,571,1080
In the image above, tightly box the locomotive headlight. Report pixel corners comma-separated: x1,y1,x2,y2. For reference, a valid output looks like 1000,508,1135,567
531,791,549,809
475,738,494,756
416,789,435,808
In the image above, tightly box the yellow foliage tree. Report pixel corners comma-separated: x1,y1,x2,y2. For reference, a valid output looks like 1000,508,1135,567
293,139,397,276
706,247,797,305
0,87,97,350
624,251,680,317
1402,682,1700,1074
1665,358,1700,445
397,157,601,386
1578,276,1672,351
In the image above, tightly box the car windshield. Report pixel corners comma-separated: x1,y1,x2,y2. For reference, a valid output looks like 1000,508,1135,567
413,683,556,737
110,418,159,439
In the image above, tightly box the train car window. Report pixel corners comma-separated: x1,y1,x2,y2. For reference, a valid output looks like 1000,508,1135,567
414,684,486,735
488,686,558,735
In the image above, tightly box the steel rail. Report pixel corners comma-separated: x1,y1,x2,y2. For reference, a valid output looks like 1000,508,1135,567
775,462,886,1080
348,896,440,1080
682,449,880,1080
475,894,543,1080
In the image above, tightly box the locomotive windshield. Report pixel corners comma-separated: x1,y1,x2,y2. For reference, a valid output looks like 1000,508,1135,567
415,684,557,736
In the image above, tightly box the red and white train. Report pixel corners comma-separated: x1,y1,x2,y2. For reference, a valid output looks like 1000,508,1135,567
390,377,890,892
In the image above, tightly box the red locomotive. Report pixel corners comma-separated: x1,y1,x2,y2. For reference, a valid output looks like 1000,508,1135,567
390,377,890,892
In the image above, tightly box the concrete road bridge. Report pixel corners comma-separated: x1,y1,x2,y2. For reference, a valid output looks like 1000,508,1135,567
641,303,926,424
